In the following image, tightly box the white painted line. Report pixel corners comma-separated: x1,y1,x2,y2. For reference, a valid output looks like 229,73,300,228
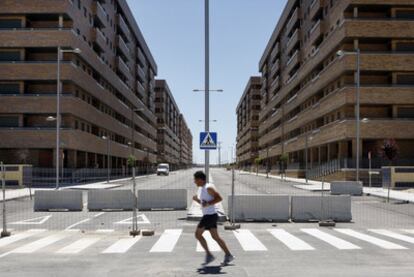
65,219,91,231
267,229,314,251
233,229,267,251
12,233,67,253
0,229,46,248
335,229,407,250
301,229,361,250
96,229,114,233
114,214,150,225
196,232,221,252
369,229,414,244
10,215,52,225
93,212,105,218
57,237,101,254
402,229,414,235
102,237,141,254
64,229,81,233
150,229,182,253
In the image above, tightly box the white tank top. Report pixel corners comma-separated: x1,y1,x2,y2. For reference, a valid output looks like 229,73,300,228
199,183,217,215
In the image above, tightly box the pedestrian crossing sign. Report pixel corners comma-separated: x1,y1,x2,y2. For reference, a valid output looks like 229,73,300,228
200,132,217,150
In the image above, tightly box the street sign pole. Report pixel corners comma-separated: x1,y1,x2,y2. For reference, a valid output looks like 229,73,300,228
204,0,210,182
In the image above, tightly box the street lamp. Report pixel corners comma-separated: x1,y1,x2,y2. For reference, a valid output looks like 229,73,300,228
55,47,81,190
102,136,110,183
198,119,218,123
337,48,361,182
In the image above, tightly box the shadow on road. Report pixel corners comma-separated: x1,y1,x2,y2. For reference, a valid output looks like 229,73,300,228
197,266,226,275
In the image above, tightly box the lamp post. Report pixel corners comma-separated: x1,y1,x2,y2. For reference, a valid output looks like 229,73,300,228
55,47,81,190
337,49,360,182
102,136,110,183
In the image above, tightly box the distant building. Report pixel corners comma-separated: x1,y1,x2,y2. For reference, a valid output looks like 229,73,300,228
236,76,261,168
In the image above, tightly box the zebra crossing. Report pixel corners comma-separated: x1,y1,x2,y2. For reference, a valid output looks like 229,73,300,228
0,228,413,258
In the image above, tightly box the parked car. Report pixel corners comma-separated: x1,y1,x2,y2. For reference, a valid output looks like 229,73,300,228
156,163,170,176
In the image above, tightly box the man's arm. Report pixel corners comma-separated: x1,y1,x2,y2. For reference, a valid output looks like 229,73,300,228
203,187,222,207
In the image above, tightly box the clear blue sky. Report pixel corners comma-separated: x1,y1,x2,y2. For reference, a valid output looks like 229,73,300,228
127,0,287,164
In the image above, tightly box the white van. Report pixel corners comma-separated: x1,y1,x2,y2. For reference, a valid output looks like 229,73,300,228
156,163,170,176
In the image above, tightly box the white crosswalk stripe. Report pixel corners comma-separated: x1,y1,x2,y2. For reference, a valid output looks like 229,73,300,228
102,237,141,254
402,229,414,235
301,229,361,250
335,229,407,250
233,229,267,251
267,229,314,251
12,233,67,253
150,229,182,253
369,229,414,244
196,232,221,252
0,229,46,248
57,237,101,254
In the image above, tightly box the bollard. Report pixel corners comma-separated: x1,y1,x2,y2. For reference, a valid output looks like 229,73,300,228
130,167,140,237
1,162,11,237
225,166,240,230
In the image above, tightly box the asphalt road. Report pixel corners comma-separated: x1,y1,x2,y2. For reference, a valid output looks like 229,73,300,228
1,168,414,277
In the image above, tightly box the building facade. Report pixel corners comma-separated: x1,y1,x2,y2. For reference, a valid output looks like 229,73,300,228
178,114,193,167
154,79,183,168
236,76,261,168
0,0,160,170
258,0,414,180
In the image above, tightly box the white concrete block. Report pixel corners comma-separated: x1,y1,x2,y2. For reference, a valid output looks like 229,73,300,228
137,189,187,210
87,190,135,211
331,181,363,196
34,190,83,211
228,194,290,222
291,195,352,222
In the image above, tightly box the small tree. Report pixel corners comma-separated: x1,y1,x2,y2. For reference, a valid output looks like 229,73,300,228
379,139,398,203
127,155,136,168
254,157,262,176
279,154,288,175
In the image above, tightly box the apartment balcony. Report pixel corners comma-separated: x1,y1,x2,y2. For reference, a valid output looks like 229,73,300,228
344,19,414,39
137,47,146,66
117,14,131,41
286,28,300,53
285,50,300,73
258,144,282,160
137,65,146,82
286,7,299,35
92,1,107,28
308,20,322,46
270,43,280,61
258,126,282,147
137,80,145,97
270,76,280,94
270,59,280,76
117,35,130,58
116,57,132,79
309,0,323,20
91,28,106,52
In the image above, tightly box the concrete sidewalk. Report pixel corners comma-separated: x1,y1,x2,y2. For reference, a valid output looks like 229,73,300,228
238,170,414,203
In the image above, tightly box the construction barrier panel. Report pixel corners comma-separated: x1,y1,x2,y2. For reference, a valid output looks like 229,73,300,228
87,190,135,211
228,194,290,222
291,195,352,222
34,190,83,211
137,189,187,210
331,181,363,196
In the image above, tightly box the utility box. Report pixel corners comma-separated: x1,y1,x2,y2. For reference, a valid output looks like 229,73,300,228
1,164,32,187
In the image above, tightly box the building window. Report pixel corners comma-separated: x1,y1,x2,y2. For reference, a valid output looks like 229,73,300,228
0,83,20,94
0,19,22,28
0,51,21,61
0,116,19,127
397,107,414,118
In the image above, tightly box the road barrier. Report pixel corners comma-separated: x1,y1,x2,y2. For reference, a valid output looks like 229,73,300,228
228,194,290,222
137,189,187,210
291,195,352,222
34,190,83,211
330,181,363,196
87,190,135,211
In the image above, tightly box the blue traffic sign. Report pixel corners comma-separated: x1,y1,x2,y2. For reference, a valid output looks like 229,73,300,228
200,132,217,150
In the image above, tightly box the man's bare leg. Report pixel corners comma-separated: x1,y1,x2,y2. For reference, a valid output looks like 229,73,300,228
209,228,231,255
195,227,212,256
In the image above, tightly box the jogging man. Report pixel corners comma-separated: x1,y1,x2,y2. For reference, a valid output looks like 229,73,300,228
192,171,234,266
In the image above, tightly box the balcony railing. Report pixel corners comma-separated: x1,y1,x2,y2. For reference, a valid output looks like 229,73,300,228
93,1,107,28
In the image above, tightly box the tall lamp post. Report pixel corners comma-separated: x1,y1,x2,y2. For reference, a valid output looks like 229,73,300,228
337,49,360,181
102,136,110,183
55,47,81,190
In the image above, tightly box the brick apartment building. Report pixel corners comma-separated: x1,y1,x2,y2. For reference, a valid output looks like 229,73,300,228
236,76,261,168
251,0,414,180
155,80,192,168
0,0,193,170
